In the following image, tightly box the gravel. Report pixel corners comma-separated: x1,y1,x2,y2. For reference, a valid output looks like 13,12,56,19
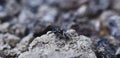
0,0,120,58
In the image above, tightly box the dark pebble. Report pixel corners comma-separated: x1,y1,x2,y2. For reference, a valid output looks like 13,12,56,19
96,38,116,58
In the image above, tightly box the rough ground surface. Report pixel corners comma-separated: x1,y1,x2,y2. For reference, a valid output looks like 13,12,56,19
19,30,96,58
0,29,97,58
0,0,120,58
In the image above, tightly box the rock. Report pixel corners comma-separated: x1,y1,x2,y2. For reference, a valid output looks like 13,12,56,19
58,0,79,10
46,0,80,10
1,33,33,57
0,0,120,58
21,0,44,8
45,0,59,5
0,34,11,51
9,23,28,37
0,34,5,50
0,6,7,18
0,22,10,33
0,0,7,18
0,0,21,18
112,0,120,12
17,33,33,52
0,50,5,58
18,47,45,58
3,33,20,47
87,0,99,16
3,48,20,57
100,10,117,21
46,0,88,8
97,0,110,10
18,30,96,58
21,0,44,14
78,0,88,4
107,15,120,41
96,38,116,58
65,29,78,37
46,0,88,10
6,0,21,16
56,11,75,29
87,0,110,17
90,20,101,31
0,57,3,58
18,9,35,24
37,5,58,23
116,47,120,55
75,5,87,17
105,36,120,47
116,47,120,58
59,0,88,10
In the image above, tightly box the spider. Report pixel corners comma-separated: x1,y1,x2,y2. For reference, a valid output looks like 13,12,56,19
48,25,70,41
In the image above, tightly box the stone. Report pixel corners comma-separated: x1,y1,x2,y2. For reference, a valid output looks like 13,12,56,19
0,34,5,50
116,47,120,55
0,22,10,33
96,38,116,58
9,23,28,37
0,50,5,58
6,0,21,16
17,33,33,52
0,34,11,51
112,0,120,12
37,5,58,22
0,6,7,18
3,33,20,47
3,48,20,57
75,5,87,17
58,0,79,9
87,0,110,17
21,0,44,8
18,9,35,24
46,0,80,10
19,30,97,58
107,15,120,41
100,10,117,21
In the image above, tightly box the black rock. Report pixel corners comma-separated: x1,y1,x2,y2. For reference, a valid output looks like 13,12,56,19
96,38,116,58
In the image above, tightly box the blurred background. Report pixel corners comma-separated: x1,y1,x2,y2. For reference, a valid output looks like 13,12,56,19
0,0,120,58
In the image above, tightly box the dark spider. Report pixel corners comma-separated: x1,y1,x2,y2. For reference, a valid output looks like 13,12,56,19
33,25,70,41
47,25,70,41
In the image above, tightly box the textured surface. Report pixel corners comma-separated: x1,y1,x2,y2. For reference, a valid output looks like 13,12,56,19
19,30,96,58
